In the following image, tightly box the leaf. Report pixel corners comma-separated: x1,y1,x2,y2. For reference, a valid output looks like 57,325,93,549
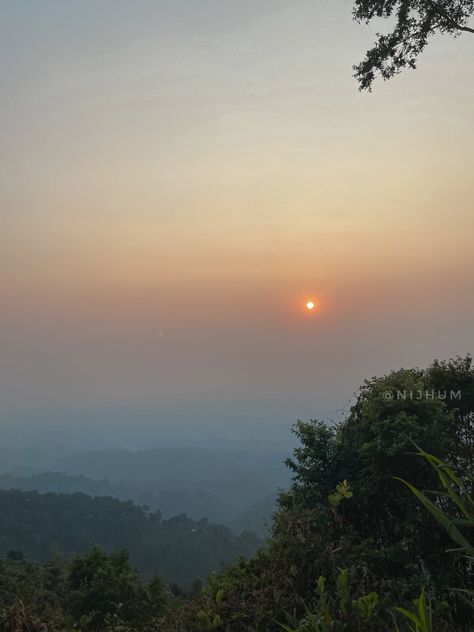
395,477,473,554
215,589,224,606
395,606,420,628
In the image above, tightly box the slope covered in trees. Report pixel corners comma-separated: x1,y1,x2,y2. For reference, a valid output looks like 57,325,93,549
0,472,236,527
0,446,289,537
0,490,260,587
0,470,276,537
0,357,472,630
163,356,474,631
0,548,172,630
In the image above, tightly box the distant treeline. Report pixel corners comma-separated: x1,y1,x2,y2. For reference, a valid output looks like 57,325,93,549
0,489,260,586
0,445,289,538
0,471,276,538
1,357,473,631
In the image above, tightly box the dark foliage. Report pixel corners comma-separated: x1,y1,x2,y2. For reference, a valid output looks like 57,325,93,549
0,490,261,587
1,357,473,630
164,357,474,630
0,548,170,631
353,0,474,89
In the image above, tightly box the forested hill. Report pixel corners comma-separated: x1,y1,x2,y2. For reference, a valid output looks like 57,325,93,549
0,489,261,586
0,471,276,537
0,447,290,537
0,471,235,525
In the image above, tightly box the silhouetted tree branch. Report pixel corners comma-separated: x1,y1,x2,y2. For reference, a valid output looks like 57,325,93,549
353,0,474,89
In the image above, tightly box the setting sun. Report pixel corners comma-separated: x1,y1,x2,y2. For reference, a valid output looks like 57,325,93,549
306,300,316,311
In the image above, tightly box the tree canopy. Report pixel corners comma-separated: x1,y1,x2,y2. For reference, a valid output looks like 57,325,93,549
162,356,474,631
0,548,171,631
1,358,473,630
0,489,261,587
353,0,474,89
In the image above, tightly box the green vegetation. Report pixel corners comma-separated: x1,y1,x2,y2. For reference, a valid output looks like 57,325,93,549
0,490,260,586
0,447,289,536
0,547,171,631
162,356,474,631
0,357,472,630
0,466,280,537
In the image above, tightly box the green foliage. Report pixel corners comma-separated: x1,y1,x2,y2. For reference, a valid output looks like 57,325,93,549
193,574,227,629
397,446,474,616
0,556,62,632
352,592,379,622
287,359,474,560
397,450,474,556
285,421,338,504
163,497,400,631
352,0,474,90
1,357,473,631
328,482,353,511
147,574,170,617
196,607,222,630
0,547,171,632
65,547,148,629
280,570,379,631
163,357,474,631
0,489,261,586
393,588,433,632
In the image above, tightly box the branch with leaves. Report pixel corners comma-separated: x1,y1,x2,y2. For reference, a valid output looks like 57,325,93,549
353,0,474,89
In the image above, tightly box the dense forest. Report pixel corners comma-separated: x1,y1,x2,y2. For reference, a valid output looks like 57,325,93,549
0,449,287,537
0,490,260,586
0,357,472,630
0,471,256,533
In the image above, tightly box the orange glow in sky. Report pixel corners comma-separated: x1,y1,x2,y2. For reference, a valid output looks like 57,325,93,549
1,0,473,417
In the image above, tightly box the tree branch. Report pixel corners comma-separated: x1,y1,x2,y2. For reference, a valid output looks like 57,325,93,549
425,0,474,33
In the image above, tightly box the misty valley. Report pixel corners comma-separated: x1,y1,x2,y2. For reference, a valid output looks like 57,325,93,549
0,357,473,630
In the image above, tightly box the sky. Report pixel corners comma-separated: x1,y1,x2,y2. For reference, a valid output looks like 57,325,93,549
1,0,473,447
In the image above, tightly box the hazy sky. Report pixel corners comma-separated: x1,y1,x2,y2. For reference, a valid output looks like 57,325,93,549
1,0,473,442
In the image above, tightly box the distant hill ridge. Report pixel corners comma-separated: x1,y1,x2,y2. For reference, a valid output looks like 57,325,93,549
0,470,235,524
0,488,261,586
54,446,290,502
0,469,277,537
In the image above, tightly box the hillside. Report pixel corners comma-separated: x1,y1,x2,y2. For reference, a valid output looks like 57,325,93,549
0,359,472,630
0,489,261,586
0,471,236,526
0,446,290,538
